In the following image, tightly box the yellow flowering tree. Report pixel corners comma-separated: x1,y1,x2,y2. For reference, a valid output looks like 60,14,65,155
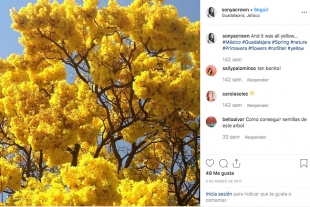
0,0,200,205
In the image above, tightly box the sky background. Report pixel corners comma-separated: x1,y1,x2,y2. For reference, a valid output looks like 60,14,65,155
0,0,199,59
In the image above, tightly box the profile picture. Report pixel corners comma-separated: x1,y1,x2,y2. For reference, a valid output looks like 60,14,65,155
207,91,217,102
207,7,216,18
206,65,217,76
207,33,216,44
206,116,217,128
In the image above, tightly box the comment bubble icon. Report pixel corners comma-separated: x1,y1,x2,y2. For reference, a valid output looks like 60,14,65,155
219,159,228,168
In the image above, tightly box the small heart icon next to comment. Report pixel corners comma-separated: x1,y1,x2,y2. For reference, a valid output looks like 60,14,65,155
250,91,255,96
206,159,214,167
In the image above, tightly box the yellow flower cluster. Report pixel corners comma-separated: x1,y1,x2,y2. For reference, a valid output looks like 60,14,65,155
0,158,21,192
6,154,168,206
132,52,158,76
6,154,119,206
121,120,152,143
133,65,200,118
61,153,121,205
9,0,200,92
118,178,168,206
10,0,117,58
0,56,102,166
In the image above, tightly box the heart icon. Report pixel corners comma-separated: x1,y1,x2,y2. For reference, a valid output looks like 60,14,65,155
206,159,214,167
250,91,255,96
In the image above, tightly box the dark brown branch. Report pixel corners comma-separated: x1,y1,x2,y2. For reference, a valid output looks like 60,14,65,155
26,147,32,178
110,136,122,173
39,150,44,181
70,144,81,167
124,140,146,168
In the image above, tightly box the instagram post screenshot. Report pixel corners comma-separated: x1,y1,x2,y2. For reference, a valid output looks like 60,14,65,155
2,0,310,206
